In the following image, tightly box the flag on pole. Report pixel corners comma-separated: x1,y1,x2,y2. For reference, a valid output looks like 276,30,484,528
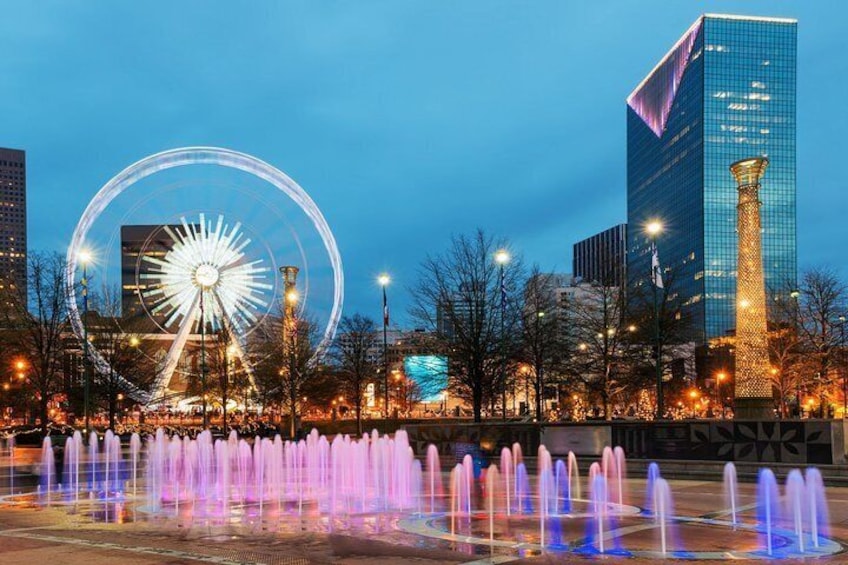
651,242,664,289
383,290,389,326
500,268,507,305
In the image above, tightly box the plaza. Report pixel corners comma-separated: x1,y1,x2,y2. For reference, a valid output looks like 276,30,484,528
2,1,848,564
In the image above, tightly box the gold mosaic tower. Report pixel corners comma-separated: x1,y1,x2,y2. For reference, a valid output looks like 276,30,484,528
280,266,299,346
730,157,773,419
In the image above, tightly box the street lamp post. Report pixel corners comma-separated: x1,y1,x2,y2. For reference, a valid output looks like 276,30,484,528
839,315,846,418
79,251,92,434
790,290,801,416
646,221,664,419
716,372,726,417
199,289,208,429
689,389,700,418
495,249,510,420
379,274,390,419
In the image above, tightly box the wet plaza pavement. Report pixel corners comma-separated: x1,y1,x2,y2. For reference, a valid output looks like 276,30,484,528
2,475,848,564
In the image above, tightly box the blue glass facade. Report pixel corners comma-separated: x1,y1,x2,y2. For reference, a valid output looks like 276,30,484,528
627,14,797,342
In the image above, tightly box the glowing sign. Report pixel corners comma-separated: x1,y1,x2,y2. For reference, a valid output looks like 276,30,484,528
403,355,448,402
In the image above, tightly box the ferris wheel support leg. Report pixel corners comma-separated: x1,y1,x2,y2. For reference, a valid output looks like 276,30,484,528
147,292,201,406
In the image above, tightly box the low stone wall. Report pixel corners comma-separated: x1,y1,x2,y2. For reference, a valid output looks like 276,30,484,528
403,419,848,465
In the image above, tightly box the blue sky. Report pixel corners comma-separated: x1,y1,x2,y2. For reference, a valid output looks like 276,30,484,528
2,1,845,326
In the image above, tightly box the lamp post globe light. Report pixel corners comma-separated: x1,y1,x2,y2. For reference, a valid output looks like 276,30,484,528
378,274,390,419
645,220,664,419
495,249,509,419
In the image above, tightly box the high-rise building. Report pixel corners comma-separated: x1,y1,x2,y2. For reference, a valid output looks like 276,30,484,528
121,224,181,329
626,14,797,342
0,147,27,297
573,224,627,286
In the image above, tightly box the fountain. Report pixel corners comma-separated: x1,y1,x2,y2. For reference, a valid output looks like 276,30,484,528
757,468,780,556
589,470,609,553
646,462,661,513
785,469,806,553
652,477,673,555
6,429,838,562
723,462,738,526
567,451,580,503
39,437,54,503
806,467,828,547
485,463,499,551
500,446,512,515
426,444,441,513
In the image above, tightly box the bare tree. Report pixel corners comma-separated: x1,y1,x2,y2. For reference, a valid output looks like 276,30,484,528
790,267,846,416
87,286,158,428
625,265,696,417
200,324,251,433
519,267,567,420
565,278,633,420
332,314,379,435
252,308,320,437
768,284,807,417
0,252,68,432
410,229,523,422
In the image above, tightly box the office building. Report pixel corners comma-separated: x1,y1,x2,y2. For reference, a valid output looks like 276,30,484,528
0,148,26,297
121,224,182,329
626,14,797,342
573,224,627,286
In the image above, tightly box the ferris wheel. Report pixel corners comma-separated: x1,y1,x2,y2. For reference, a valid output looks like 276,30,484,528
65,147,344,404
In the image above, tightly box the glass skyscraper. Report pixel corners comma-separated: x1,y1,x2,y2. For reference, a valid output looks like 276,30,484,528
626,14,797,342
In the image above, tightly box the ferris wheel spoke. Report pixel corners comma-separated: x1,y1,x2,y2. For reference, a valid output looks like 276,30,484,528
148,288,201,404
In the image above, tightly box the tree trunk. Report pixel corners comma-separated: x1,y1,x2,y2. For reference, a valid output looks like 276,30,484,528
535,363,544,421
472,375,483,423
356,403,362,436
39,393,50,435
289,398,297,438
222,388,228,434
108,394,116,430
535,379,542,421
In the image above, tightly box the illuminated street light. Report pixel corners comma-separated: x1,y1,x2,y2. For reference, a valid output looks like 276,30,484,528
645,219,664,419
645,221,663,236
79,249,93,433
688,389,700,418
494,249,510,420
378,273,390,418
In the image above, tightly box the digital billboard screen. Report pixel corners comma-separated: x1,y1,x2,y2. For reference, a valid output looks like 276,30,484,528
403,355,448,402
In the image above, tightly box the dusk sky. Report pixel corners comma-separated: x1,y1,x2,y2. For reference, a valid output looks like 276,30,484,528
2,1,845,326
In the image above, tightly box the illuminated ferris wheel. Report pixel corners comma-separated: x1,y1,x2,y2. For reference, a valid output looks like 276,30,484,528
140,213,273,399
65,147,345,404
